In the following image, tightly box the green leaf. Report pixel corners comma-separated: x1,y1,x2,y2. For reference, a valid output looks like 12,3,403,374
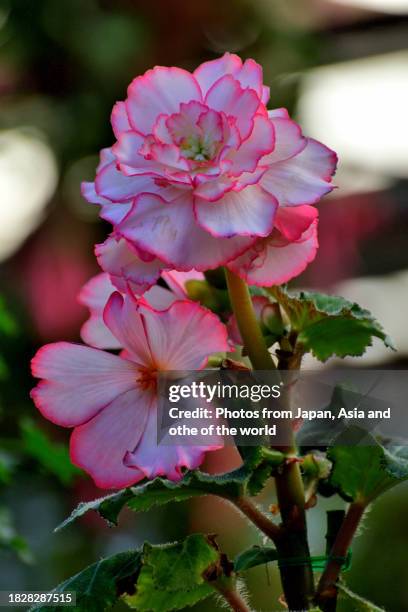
125,534,219,611
269,287,393,361
57,450,284,531
234,545,278,572
29,551,142,612
297,384,355,450
20,419,82,486
0,506,33,563
328,426,408,504
337,582,385,611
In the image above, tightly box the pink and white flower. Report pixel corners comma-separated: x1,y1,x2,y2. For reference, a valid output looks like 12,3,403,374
78,269,203,349
31,296,229,489
227,205,319,286
82,53,337,286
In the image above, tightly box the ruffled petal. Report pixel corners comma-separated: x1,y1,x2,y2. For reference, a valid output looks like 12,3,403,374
228,114,275,175
139,300,229,370
111,101,131,139
31,343,138,427
148,142,190,172
95,236,165,294
70,388,153,489
262,117,306,164
205,75,260,140
228,221,318,286
118,193,256,271
268,108,290,119
100,203,134,225
274,205,318,242
126,67,202,135
194,185,277,238
81,180,134,225
237,58,264,96
193,175,234,201
194,53,264,98
261,138,337,206
95,158,158,203
193,53,243,95
81,181,111,206
165,101,208,143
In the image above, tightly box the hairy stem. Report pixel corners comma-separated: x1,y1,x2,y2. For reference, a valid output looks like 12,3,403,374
233,496,281,543
316,502,365,610
213,578,251,612
225,270,314,610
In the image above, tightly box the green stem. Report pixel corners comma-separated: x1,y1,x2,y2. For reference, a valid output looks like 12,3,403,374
225,270,314,610
225,269,276,370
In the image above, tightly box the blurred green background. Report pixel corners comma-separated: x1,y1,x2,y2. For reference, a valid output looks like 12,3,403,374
1,1,408,610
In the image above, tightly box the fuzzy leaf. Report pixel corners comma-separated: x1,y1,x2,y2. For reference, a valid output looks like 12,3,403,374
328,427,408,504
270,287,393,361
125,534,219,611
57,451,284,531
234,545,278,572
29,551,142,612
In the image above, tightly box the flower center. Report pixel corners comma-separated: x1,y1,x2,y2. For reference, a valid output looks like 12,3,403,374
180,134,215,162
136,367,157,392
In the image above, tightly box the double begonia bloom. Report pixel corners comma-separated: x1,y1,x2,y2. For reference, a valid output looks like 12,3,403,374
82,53,337,289
31,296,229,488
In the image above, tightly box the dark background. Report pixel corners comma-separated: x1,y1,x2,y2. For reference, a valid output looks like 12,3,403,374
0,1,407,610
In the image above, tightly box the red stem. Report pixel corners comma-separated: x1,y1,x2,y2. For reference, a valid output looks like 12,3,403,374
316,502,365,609
233,496,281,543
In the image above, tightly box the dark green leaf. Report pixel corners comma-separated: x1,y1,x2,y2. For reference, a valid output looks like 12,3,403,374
269,287,393,361
328,426,408,504
20,419,82,486
57,450,284,531
297,384,355,450
125,534,219,611
29,551,141,612
234,545,278,571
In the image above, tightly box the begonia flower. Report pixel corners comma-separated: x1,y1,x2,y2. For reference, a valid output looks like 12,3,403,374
227,205,318,286
31,296,229,488
78,269,203,349
82,53,336,286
